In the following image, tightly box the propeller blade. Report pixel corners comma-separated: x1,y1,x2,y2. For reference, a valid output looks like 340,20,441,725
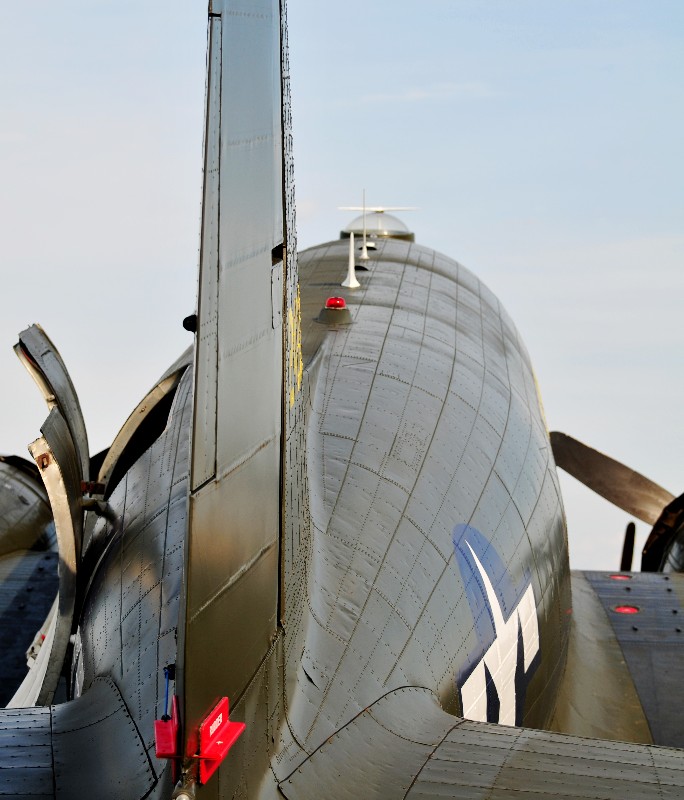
550,431,674,525
620,521,636,571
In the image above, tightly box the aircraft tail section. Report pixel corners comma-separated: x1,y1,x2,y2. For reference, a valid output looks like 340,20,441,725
178,0,302,786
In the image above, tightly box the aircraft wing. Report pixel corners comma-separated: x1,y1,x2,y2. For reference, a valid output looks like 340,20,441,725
279,686,684,798
549,570,684,749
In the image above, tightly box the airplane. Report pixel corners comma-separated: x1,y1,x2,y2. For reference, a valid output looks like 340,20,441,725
1,1,683,799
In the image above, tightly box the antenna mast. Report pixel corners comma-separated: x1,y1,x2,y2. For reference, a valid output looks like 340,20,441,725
360,189,370,261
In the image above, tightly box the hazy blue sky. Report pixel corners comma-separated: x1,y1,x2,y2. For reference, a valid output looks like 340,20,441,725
1,1,682,569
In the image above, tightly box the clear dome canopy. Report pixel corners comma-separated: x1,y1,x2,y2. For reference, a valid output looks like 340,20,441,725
341,211,414,242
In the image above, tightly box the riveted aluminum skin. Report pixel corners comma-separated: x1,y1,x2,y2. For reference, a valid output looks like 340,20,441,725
264,235,571,784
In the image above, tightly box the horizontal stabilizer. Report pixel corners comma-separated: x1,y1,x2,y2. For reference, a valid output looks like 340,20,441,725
0,677,155,799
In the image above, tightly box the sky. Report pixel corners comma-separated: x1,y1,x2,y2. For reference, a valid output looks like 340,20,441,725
1,1,682,570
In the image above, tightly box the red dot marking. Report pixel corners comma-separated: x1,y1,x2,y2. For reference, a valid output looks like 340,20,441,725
325,296,346,309
614,605,639,614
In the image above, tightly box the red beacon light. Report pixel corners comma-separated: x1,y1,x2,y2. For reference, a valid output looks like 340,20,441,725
317,296,352,325
609,574,631,581
614,605,640,614
325,296,346,309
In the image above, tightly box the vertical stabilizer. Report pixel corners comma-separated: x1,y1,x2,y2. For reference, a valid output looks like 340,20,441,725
178,0,301,790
